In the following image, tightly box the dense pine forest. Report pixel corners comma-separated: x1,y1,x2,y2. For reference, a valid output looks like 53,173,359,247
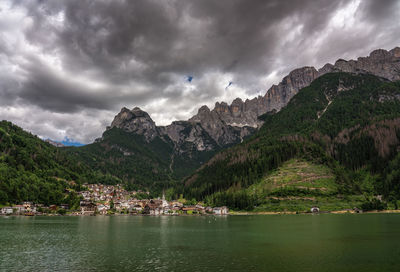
64,127,175,193
0,121,121,206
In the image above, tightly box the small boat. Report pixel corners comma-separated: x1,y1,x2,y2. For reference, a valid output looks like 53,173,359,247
24,212,35,216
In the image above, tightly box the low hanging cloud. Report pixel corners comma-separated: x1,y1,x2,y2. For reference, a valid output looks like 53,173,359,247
0,0,399,143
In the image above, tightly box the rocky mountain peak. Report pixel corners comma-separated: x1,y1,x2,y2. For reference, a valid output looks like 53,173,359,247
198,105,210,113
130,107,152,118
369,48,391,59
110,107,159,141
232,98,244,105
390,47,400,57
264,66,320,112
190,105,212,123
214,102,229,113
188,100,256,146
324,47,400,81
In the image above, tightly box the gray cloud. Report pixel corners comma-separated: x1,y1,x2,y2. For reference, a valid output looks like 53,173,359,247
0,0,399,143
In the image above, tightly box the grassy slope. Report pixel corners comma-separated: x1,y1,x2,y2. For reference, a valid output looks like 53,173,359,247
249,158,337,194
247,159,363,212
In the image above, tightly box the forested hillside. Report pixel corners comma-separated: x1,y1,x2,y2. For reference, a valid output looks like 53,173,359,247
182,73,400,210
63,108,223,195
0,121,117,205
65,127,176,193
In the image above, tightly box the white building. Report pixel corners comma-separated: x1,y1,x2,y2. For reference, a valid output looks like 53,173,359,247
1,207,13,215
213,206,229,215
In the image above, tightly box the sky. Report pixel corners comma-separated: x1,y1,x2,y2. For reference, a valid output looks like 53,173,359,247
0,0,399,144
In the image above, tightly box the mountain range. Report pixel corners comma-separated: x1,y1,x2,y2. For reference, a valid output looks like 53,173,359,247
66,47,400,189
108,46,400,151
1,46,400,210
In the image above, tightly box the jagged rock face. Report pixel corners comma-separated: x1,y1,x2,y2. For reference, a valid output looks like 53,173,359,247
110,107,160,141
189,104,256,145
264,66,320,112
190,99,261,132
188,66,320,132
320,47,400,81
164,121,217,152
215,98,262,127
189,105,229,144
109,106,253,153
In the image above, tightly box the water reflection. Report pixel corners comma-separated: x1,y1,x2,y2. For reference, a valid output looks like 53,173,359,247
1,215,400,271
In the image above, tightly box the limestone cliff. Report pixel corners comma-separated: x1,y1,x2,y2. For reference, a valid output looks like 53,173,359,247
109,106,255,153
110,107,160,141
321,47,400,81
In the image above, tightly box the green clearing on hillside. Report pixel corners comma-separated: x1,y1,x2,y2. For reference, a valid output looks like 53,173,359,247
248,159,364,212
248,158,337,194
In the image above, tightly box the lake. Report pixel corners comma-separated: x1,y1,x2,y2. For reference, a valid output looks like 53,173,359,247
1,214,400,271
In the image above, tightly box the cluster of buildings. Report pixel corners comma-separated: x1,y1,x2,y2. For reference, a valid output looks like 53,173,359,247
79,184,143,203
0,184,229,216
0,202,64,216
78,183,228,216
80,198,228,216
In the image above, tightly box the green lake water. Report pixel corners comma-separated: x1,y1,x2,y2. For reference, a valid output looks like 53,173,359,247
1,214,400,271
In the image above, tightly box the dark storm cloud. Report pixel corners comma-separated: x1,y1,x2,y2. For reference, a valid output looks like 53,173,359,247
21,0,346,84
359,0,400,21
17,56,109,112
1,0,399,143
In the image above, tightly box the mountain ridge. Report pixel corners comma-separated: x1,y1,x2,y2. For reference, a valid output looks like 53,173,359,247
198,47,400,130
108,46,400,144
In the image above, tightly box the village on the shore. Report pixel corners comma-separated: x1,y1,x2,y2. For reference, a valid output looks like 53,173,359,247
0,183,229,216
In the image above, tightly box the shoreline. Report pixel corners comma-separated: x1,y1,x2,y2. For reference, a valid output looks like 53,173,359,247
230,209,400,215
0,213,225,217
2,209,400,217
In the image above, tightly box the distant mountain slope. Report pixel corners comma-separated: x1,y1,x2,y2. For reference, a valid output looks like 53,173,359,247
183,72,400,210
45,139,65,147
66,107,248,193
66,126,176,192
